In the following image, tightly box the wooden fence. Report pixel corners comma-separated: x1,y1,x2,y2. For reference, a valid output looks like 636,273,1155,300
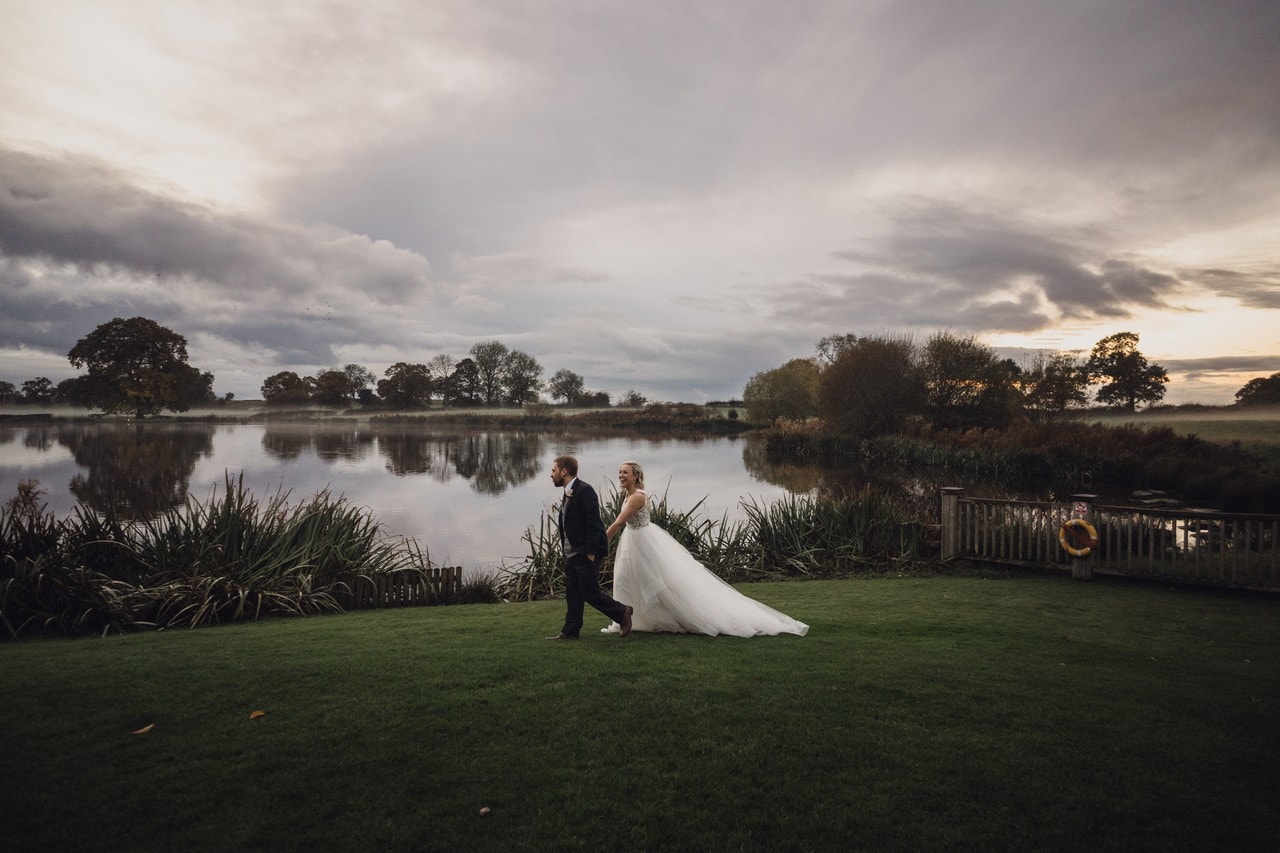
940,487,1280,591
328,566,464,610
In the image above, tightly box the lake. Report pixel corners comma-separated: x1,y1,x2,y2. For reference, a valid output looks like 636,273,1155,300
1,421,823,573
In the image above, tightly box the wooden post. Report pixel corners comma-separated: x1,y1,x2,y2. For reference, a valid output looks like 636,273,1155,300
941,487,965,560
1070,493,1099,581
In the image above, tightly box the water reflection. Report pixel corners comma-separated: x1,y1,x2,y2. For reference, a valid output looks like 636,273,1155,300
261,424,375,462
2,420,1088,570
23,426,56,452
739,435,824,494
315,427,374,461
377,428,546,493
261,426,308,460
739,432,1066,519
57,423,215,518
259,424,550,495
449,431,545,494
377,428,443,476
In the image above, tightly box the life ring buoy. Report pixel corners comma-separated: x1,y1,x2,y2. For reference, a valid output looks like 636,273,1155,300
1059,518,1098,557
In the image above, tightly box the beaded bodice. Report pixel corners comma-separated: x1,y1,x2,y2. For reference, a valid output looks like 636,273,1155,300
626,501,651,529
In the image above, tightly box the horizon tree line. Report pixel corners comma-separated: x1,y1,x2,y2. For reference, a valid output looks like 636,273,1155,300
257,338,643,410
741,330,1280,440
1,316,1278,418
0,316,652,416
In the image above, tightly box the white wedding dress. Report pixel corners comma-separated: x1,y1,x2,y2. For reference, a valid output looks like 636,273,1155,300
603,495,808,637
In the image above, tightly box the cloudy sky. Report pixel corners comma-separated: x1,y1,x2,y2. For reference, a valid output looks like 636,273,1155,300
2,0,1278,405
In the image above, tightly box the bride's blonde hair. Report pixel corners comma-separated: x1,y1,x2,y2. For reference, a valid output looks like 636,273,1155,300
622,460,645,488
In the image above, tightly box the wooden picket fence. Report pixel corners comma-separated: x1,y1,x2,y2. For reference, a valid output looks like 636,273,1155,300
328,566,464,610
940,487,1280,591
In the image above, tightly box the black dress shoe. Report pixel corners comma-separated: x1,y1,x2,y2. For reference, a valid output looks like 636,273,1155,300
544,633,579,640
619,605,634,638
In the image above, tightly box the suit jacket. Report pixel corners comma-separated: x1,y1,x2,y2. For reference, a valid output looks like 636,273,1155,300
559,479,610,560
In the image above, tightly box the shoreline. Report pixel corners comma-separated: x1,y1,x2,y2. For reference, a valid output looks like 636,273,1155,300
0,402,760,434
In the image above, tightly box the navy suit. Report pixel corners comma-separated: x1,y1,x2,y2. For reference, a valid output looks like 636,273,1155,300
558,479,627,637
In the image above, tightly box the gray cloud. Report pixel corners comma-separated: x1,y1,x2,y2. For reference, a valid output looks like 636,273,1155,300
0,147,442,369
267,0,1280,257
2,1,1279,405
1164,356,1280,375
0,149,434,302
766,202,1190,338
1188,268,1280,310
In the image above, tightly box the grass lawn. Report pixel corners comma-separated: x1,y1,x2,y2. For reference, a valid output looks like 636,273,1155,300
3,575,1278,851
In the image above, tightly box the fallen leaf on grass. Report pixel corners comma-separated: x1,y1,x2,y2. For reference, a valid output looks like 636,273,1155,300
249,710,267,720
131,724,155,735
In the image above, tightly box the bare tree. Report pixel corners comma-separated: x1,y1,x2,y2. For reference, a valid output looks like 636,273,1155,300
617,390,648,408
429,353,455,407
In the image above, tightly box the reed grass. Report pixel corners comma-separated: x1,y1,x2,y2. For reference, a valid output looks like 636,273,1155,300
5,473,920,634
740,486,919,578
498,484,918,600
0,475,437,638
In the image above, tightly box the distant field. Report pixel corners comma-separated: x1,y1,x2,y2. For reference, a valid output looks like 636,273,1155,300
1090,407,1280,451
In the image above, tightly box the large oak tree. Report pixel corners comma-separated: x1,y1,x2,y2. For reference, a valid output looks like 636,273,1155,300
377,362,432,408
1085,332,1168,411
1234,372,1280,406
67,317,208,417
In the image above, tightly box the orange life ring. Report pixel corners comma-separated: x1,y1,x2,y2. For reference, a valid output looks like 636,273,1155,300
1058,518,1098,557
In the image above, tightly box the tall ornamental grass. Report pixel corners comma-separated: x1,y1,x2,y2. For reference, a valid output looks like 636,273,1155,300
740,485,919,578
0,475,426,638
499,485,917,600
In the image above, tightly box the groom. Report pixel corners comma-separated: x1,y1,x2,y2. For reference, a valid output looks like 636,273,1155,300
547,455,633,640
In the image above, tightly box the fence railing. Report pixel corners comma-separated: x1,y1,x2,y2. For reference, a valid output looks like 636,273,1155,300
329,566,463,610
940,487,1280,591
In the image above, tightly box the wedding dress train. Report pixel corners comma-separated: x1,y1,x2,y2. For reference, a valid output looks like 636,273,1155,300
604,498,808,637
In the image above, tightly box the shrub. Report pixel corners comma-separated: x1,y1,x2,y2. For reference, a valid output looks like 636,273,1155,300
0,475,454,638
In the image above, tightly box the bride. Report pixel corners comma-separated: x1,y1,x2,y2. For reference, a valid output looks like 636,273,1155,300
600,460,808,637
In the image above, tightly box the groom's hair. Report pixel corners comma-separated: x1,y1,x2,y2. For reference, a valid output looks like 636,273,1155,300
554,455,578,476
